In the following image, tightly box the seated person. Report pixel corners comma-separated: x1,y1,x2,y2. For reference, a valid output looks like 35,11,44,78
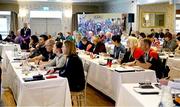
177,32,180,37
29,34,48,58
104,32,112,43
138,32,146,47
55,32,65,41
162,32,177,52
3,31,16,42
48,35,52,39
110,35,126,59
0,34,2,40
158,28,165,39
151,36,160,51
40,41,66,71
175,36,180,55
98,31,106,43
165,29,170,35
29,39,56,62
59,40,85,92
136,39,163,79
75,32,83,49
29,35,39,52
121,36,144,65
147,34,155,43
139,32,146,39
65,32,74,41
87,31,94,42
81,37,94,52
150,28,159,39
92,36,106,54
159,79,180,90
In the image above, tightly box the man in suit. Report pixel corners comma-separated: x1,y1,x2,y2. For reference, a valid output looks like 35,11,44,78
20,23,31,50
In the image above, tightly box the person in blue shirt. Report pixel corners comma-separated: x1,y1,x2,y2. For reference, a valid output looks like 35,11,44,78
74,32,83,49
111,35,126,59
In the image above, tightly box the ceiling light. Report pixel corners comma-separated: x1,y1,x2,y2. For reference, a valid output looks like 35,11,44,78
17,0,48,2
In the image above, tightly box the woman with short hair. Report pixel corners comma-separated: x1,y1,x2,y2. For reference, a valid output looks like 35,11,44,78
162,32,177,52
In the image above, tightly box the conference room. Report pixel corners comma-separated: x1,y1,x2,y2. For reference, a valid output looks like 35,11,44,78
0,0,179,107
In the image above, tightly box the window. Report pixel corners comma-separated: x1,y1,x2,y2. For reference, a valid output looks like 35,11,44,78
0,11,11,39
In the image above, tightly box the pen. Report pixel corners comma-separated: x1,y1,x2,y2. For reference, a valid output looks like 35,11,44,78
165,76,170,80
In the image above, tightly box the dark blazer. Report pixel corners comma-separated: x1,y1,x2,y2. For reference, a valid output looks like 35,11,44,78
59,54,85,92
0,34,2,40
93,42,106,54
121,48,145,64
146,49,163,79
20,27,31,49
158,32,165,38
20,27,31,38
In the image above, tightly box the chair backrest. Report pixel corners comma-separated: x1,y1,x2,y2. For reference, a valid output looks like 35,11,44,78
83,61,90,80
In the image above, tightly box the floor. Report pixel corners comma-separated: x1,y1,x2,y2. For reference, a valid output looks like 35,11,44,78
0,84,115,107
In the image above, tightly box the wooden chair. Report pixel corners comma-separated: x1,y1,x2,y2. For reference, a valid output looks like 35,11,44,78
83,61,90,105
71,61,90,107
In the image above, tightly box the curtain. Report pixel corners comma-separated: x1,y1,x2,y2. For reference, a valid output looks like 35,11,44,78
71,13,78,32
10,11,18,34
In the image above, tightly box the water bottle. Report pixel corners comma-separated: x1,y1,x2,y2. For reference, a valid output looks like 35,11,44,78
14,45,18,57
159,86,174,107
22,60,29,75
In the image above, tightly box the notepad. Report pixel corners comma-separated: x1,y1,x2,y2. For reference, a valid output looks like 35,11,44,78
133,87,159,95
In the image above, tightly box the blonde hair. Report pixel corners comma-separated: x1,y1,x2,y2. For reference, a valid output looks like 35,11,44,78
64,40,76,56
127,36,138,48
45,39,55,46
92,36,99,44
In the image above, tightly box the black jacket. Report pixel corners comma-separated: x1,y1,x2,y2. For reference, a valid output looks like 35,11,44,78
93,42,106,54
20,27,31,38
81,41,94,52
59,54,85,92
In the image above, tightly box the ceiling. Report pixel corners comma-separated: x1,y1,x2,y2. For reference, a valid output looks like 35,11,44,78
0,0,111,3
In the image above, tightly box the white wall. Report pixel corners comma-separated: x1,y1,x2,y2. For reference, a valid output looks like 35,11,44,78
18,2,72,35
137,0,169,5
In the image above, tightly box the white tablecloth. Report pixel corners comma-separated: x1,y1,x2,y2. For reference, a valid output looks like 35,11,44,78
116,84,161,107
0,43,20,58
79,53,157,101
167,57,180,70
160,54,180,70
2,51,72,107
1,44,21,87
